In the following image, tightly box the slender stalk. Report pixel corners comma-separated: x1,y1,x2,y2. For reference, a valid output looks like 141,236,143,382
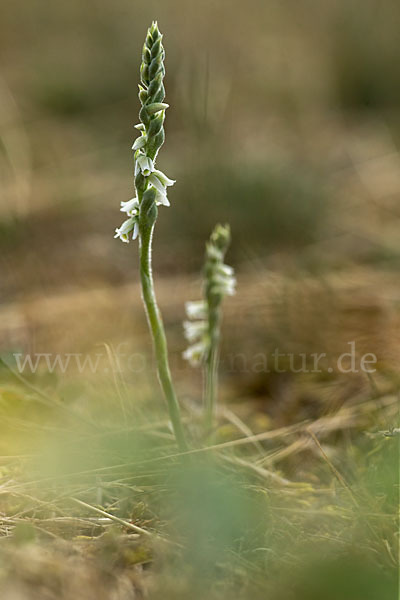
139,223,187,451
204,306,221,432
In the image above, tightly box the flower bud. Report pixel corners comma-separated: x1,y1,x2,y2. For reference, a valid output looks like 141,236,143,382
132,135,147,151
140,63,149,86
146,101,168,115
210,224,231,253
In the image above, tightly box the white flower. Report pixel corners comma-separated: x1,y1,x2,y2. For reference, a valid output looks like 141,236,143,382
135,153,154,177
183,320,207,343
120,197,139,216
148,170,175,207
131,221,139,240
116,198,141,242
205,243,223,261
209,263,236,297
114,217,139,243
148,173,166,195
154,189,170,207
182,341,208,367
212,282,235,296
151,170,176,187
211,273,236,296
216,263,234,277
185,300,207,320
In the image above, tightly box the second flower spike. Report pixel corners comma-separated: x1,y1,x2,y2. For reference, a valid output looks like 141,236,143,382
183,224,236,367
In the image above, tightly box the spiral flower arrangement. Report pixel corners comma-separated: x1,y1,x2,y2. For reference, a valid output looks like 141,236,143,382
114,21,175,243
183,224,236,430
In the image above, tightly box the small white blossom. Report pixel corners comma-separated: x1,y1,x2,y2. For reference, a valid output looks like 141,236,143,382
185,300,207,320
131,221,139,240
120,197,139,215
136,153,154,177
152,170,176,187
205,243,223,261
154,188,170,207
114,217,139,243
216,263,234,277
182,341,208,367
211,272,236,296
183,319,207,343
212,280,236,296
148,173,167,195
148,171,175,207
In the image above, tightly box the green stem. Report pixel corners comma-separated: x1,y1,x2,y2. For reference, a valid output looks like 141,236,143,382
204,305,221,433
139,224,188,451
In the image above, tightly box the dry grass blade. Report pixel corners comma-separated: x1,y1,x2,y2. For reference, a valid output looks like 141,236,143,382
70,497,151,537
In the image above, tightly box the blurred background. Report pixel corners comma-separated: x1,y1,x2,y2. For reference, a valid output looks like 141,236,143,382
1,0,400,405
0,2,399,597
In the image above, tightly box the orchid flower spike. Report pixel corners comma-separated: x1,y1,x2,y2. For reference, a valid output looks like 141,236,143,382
183,224,236,366
114,21,175,242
